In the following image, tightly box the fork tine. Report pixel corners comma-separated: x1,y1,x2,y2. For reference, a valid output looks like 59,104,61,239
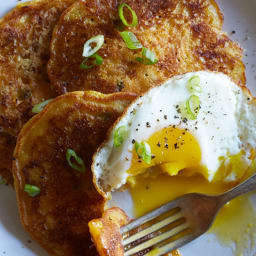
121,200,180,234
123,211,184,246
124,222,190,256
144,233,196,256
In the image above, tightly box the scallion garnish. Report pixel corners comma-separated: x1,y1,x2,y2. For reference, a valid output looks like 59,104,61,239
82,35,104,58
120,31,142,50
80,53,103,69
135,141,151,164
118,3,138,27
66,149,86,173
24,184,40,197
113,126,127,147
136,47,158,65
187,76,201,94
32,99,53,114
186,95,200,120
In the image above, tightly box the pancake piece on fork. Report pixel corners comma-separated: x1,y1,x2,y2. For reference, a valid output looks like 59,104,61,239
13,91,136,256
47,0,245,96
0,0,76,184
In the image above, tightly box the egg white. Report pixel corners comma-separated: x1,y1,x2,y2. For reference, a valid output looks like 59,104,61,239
92,71,256,196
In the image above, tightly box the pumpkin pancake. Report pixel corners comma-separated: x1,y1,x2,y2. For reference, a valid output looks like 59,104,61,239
0,0,76,184
13,91,137,256
47,0,245,96
89,207,131,256
89,207,181,256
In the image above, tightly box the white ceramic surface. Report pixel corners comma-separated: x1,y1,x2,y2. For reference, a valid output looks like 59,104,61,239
0,0,256,255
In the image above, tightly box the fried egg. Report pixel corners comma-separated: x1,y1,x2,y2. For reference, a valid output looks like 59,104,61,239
92,71,256,200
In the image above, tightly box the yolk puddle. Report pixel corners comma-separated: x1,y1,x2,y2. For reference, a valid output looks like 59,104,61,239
211,193,256,256
129,174,256,255
130,173,232,217
126,126,256,254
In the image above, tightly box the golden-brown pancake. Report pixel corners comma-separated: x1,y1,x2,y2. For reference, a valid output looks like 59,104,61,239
0,0,76,184
13,91,137,256
89,207,131,256
47,0,245,96
89,207,181,256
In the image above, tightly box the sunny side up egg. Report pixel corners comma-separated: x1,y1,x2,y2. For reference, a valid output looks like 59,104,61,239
92,71,256,215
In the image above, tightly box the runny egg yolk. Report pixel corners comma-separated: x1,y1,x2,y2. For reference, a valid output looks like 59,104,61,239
126,127,253,219
127,127,202,177
124,127,256,255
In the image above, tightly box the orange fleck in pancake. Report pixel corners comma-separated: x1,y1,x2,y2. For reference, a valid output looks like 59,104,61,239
0,0,76,184
48,0,245,96
13,91,136,256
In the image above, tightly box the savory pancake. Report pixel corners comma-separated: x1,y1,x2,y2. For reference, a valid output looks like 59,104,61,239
89,207,181,256
0,0,76,184
89,207,131,256
13,91,137,256
47,0,245,96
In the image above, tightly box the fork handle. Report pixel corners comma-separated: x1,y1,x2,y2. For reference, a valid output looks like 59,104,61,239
218,173,256,205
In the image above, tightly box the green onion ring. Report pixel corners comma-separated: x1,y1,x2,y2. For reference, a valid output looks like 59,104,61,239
186,95,200,120
187,76,202,93
32,99,53,114
118,3,138,27
80,53,103,70
120,31,142,50
135,141,151,164
82,35,104,57
136,47,158,65
66,149,86,173
24,184,41,197
113,126,127,147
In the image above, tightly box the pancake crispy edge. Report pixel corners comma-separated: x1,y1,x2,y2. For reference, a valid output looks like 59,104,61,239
0,0,76,184
13,91,137,256
47,0,245,96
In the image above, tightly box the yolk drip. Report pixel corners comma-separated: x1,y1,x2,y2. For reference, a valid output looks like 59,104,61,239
127,127,201,177
129,173,256,255
130,172,233,217
125,127,256,255
211,193,256,256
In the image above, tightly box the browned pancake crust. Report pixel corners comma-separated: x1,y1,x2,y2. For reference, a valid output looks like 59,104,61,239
48,0,244,96
89,207,181,256
89,207,131,256
0,0,76,183
13,91,137,256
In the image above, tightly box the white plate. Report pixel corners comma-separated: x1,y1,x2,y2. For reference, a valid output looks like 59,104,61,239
0,0,256,255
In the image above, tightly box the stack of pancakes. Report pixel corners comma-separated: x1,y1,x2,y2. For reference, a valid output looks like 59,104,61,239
0,0,245,255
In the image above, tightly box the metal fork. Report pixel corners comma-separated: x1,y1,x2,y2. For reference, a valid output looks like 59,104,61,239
121,173,256,256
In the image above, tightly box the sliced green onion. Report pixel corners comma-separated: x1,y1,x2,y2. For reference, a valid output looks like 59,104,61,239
186,95,200,120
24,184,40,197
120,31,142,50
113,126,127,147
82,35,104,57
66,149,86,173
136,47,158,65
135,141,151,164
187,76,201,94
118,3,138,27
32,99,53,114
80,53,103,69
